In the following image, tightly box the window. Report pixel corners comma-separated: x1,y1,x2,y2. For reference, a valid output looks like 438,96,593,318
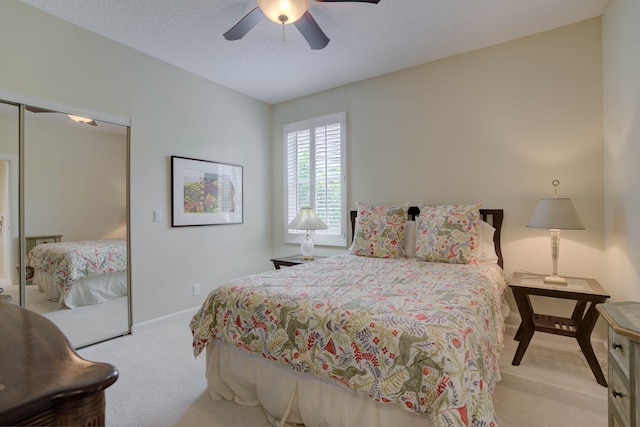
284,112,346,247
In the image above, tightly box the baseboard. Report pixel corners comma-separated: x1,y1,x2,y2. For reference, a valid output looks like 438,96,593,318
131,306,201,335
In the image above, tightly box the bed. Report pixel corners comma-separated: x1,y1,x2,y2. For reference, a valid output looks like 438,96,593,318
191,203,506,427
26,238,128,309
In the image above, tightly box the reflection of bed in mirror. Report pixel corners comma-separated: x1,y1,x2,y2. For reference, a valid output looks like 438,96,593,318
26,238,127,309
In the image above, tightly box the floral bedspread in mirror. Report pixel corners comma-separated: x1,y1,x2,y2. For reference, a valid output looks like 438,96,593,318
26,238,127,295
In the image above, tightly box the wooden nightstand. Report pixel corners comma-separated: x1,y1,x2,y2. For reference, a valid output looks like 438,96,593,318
25,235,62,285
597,302,640,427
270,255,326,270
509,271,610,386
26,234,63,254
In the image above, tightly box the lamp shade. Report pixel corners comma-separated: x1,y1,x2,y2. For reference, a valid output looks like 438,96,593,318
527,198,584,230
288,207,328,231
258,0,309,24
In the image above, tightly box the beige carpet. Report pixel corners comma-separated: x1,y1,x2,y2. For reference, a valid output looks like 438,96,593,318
4,284,128,348
78,311,608,427
496,332,607,427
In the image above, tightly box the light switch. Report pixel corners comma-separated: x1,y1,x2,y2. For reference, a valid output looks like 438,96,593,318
153,210,162,222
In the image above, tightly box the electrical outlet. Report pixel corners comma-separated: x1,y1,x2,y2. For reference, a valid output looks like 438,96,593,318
153,209,162,222
193,283,201,296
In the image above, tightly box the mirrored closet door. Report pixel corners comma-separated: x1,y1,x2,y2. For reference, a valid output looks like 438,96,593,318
0,102,19,305
0,98,130,348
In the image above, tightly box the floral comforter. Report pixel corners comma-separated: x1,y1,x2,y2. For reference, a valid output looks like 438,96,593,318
190,254,506,427
26,238,127,295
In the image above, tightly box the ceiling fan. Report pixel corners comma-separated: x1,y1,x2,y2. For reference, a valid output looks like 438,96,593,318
224,0,381,50
25,105,98,126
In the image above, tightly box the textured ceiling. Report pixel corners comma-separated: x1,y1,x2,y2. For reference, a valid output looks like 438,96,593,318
19,0,608,105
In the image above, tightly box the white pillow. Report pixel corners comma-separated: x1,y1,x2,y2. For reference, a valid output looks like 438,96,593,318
478,220,499,263
404,220,416,258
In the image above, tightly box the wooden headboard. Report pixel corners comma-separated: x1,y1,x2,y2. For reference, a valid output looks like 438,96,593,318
350,207,504,268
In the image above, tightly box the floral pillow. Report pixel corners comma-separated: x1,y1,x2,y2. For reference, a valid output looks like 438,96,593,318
415,201,481,264
350,203,409,259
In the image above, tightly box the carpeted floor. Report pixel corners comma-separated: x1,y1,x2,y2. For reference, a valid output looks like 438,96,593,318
4,284,128,347
77,310,608,427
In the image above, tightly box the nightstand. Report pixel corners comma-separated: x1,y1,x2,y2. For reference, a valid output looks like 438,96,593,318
509,271,610,386
597,302,640,427
270,255,326,270
26,234,63,254
25,235,62,285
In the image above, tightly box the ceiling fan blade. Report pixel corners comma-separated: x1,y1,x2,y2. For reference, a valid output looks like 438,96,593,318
294,12,330,50
25,105,56,113
223,7,265,41
87,120,98,126
313,0,380,3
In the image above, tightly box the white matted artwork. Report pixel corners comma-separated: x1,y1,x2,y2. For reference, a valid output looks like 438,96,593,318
171,156,243,227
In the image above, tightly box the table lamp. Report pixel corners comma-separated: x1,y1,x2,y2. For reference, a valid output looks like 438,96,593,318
527,180,584,284
287,207,328,260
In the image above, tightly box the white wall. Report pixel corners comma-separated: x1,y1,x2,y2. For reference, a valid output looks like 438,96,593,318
2,0,620,334
272,19,605,329
0,0,273,324
603,0,640,303
25,118,127,241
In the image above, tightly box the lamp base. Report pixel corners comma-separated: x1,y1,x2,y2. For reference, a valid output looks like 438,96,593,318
300,230,315,260
301,255,315,261
543,275,568,285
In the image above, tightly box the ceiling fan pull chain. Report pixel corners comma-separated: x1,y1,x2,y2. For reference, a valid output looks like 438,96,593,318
282,22,285,42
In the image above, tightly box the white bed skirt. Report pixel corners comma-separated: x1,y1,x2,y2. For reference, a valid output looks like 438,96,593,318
34,269,128,309
205,342,431,427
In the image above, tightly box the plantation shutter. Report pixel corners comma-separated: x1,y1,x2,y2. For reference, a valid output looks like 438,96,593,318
285,112,346,247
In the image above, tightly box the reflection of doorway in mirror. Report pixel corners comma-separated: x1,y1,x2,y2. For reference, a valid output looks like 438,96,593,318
0,160,9,286
0,156,19,306
0,157,17,289
0,100,19,304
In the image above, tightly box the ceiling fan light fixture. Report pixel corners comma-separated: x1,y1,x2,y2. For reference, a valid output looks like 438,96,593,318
258,0,309,25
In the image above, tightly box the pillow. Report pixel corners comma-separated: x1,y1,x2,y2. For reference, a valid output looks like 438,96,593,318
350,203,409,259
404,220,416,258
415,201,481,264
478,220,499,263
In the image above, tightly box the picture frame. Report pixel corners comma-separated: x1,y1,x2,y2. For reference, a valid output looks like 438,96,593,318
171,156,243,227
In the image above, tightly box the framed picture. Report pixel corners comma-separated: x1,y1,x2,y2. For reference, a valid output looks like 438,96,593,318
171,156,243,227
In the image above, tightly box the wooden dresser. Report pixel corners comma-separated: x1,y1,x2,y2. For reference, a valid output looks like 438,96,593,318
597,302,640,427
0,302,118,426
